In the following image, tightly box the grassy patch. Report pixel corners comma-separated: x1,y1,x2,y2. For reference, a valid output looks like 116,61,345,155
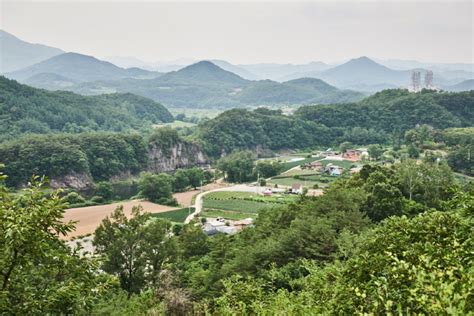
202,209,254,220
203,199,273,213
150,207,193,223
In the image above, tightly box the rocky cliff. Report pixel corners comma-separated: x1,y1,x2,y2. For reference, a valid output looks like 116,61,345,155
147,141,209,173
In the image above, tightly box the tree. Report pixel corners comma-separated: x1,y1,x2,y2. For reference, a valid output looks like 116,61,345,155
0,174,111,314
95,181,114,200
174,169,190,192
367,144,384,160
255,160,283,179
93,206,174,296
138,172,175,204
339,142,352,154
217,151,256,183
407,144,420,158
186,167,205,189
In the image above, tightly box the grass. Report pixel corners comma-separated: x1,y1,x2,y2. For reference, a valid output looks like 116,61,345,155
268,177,321,188
203,199,274,213
150,207,194,223
202,209,253,220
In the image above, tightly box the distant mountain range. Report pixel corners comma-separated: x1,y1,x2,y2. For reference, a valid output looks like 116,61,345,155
444,79,474,92
67,61,364,108
6,52,162,83
1,30,472,109
0,30,64,73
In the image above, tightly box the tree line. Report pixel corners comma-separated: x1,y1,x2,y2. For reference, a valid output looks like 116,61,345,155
197,89,474,157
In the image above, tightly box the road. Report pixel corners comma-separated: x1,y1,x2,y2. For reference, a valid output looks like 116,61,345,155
184,184,267,223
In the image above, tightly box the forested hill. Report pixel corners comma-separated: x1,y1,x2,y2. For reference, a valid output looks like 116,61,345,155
295,89,474,130
67,61,365,108
0,76,174,142
198,89,474,156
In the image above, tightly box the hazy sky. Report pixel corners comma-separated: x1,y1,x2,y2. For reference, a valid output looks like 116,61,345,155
1,0,472,64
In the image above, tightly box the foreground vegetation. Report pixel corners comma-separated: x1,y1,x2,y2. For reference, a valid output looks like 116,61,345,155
1,158,472,314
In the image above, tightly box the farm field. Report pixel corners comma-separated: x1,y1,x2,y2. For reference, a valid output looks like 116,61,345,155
150,207,194,223
202,191,296,220
202,209,252,220
63,200,179,239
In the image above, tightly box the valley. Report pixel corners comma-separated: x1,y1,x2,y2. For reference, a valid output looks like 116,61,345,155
0,11,473,315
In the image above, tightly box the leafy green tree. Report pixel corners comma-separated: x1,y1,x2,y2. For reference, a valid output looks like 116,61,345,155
0,174,112,314
173,169,190,192
186,167,205,189
407,143,420,158
138,172,175,204
94,206,174,296
339,141,352,154
367,144,384,160
217,151,256,183
95,181,114,200
255,160,283,179
64,191,86,205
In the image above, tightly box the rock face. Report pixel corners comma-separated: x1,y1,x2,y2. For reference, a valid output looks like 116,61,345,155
147,141,209,173
49,172,94,190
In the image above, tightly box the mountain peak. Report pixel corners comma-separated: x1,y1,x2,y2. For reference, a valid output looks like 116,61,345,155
349,56,379,65
159,60,248,86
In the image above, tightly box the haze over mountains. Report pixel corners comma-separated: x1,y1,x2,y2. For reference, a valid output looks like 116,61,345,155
0,30,64,73
1,30,472,109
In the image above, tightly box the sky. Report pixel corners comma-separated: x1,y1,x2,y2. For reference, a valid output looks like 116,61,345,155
1,0,473,64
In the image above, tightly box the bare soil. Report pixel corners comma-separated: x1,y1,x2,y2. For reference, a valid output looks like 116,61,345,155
63,200,178,239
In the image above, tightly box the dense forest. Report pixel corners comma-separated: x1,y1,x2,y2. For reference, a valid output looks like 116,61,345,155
0,128,206,188
198,89,474,156
0,76,174,142
1,160,472,314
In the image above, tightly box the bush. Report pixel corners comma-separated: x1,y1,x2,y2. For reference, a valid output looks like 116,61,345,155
91,195,105,204
64,192,86,205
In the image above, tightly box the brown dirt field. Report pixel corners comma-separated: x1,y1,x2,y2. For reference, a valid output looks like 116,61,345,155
63,200,178,239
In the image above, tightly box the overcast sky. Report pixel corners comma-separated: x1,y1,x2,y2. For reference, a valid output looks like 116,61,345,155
1,0,472,64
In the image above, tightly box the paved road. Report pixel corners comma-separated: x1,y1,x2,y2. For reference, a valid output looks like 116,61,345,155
184,184,267,223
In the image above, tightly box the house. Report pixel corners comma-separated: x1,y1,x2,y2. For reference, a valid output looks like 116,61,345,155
325,163,344,176
289,183,303,194
342,149,363,161
234,218,254,231
203,218,238,236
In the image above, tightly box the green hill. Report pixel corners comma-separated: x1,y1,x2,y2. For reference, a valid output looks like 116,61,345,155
0,76,174,142
198,89,474,156
68,61,364,108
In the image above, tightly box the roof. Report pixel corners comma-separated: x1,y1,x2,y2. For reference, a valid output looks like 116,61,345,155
291,183,302,189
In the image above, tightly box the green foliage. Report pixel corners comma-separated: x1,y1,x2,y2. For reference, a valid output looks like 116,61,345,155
216,150,256,183
65,191,86,205
0,76,173,142
93,206,174,295
0,132,147,187
95,181,113,201
0,176,113,314
367,144,384,160
138,172,175,205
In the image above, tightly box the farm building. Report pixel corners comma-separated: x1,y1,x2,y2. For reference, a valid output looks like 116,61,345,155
302,161,324,171
289,183,303,194
325,163,344,176
342,149,362,161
